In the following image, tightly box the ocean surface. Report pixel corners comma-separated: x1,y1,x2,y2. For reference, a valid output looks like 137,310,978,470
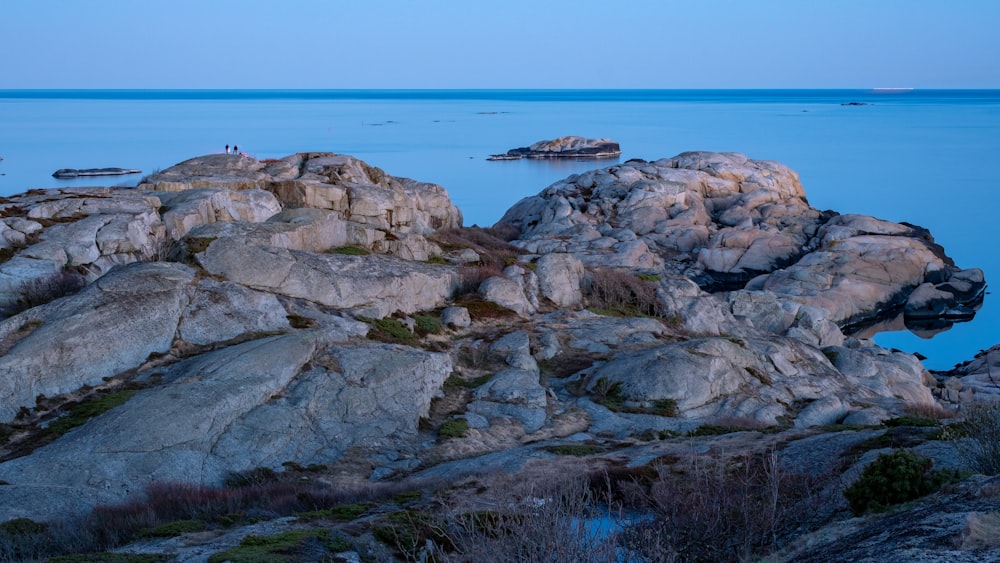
0,89,997,370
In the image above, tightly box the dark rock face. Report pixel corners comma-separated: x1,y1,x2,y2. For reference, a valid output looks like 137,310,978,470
488,136,621,160
52,167,141,178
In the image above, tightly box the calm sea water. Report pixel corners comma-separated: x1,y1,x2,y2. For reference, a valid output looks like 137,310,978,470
0,89,997,369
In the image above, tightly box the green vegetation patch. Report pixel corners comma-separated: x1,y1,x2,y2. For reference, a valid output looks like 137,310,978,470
49,555,173,563
444,372,494,390
883,416,940,428
367,317,415,341
689,425,747,437
207,529,350,563
43,390,136,439
413,314,443,336
592,379,678,417
439,418,470,439
373,510,452,558
139,519,205,538
392,490,424,504
843,448,964,515
544,444,601,456
298,501,375,521
0,517,47,535
331,245,370,256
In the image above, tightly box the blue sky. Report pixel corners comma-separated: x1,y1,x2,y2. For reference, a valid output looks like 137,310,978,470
2,0,997,89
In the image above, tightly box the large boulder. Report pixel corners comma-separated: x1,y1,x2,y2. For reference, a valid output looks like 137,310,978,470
142,152,463,259
0,186,283,314
0,331,450,522
195,237,458,318
0,262,194,422
498,152,984,336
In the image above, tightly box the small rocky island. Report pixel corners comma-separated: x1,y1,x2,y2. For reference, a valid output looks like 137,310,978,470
0,151,995,561
52,167,141,179
487,135,621,160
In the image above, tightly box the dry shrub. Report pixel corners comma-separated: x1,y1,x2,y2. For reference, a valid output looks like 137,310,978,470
9,269,86,314
0,476,442,561
446,478,632,563
956,401,1000,475
628,451,835,562
959,511,1000,549
903,401,957,420
455,263,505,296
585,268,664,318
433,226,525,272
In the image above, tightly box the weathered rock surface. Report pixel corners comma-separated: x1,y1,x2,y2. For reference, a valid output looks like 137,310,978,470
0,148,993,563
942,344,1000,401
497,151,984,336
488,136,621,160
140,152,462,260
0,331,450,518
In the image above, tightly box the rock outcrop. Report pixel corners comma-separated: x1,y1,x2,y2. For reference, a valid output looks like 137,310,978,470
488,136,621,160
0,148,991,563
497,151,984,335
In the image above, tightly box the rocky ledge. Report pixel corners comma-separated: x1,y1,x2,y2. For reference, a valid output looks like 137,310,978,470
487,135,621,160
0,151,994,560
52,167,142,179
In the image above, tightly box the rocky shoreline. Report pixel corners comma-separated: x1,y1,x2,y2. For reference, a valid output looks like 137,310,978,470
0,150,995,560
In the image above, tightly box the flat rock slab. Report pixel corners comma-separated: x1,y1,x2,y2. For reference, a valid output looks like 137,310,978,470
52,168,141,178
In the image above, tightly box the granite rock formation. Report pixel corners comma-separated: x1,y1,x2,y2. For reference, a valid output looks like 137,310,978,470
0,151,993,562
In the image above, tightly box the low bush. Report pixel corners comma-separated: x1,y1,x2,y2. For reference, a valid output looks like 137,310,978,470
137,519,204,538
843,448,963,515
585,268,665,318
591,378,678,417
883,416,939,428
631,450,835,561
956,402,1000,475
331,245,370,256
0,473,442,560
413,314,443,336
43,390,137,441
297,501,375,521
362,316,414,342
9,269,87,314
439,418,469,439
544,444,601,456
207,529,350,563
223,467,278,489
447,478,622,563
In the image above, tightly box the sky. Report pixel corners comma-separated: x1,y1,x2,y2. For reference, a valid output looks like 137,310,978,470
1,0,998,89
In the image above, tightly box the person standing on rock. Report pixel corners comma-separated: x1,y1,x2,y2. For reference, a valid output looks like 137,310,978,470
225,144,230,154
233,145,239,156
